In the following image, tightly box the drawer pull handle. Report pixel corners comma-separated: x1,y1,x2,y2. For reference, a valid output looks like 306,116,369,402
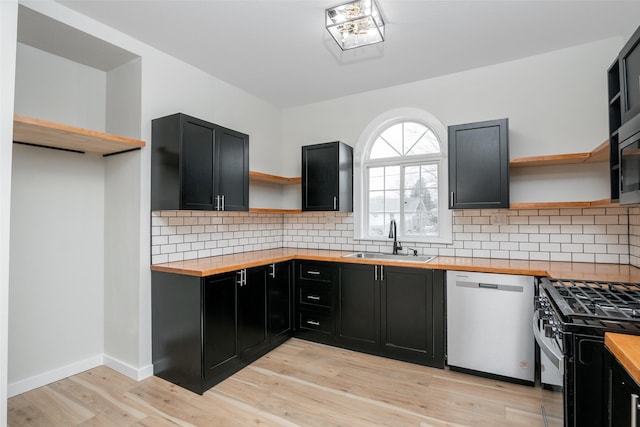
307,295,321,300
306,320,320,326
307,270,321,275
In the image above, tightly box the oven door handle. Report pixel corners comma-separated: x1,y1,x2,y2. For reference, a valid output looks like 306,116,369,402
533,311,564,372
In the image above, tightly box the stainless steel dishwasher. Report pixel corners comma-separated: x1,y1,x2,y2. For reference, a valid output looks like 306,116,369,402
446,271,535,383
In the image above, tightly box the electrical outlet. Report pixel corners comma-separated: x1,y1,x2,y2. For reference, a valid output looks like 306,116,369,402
490,213,507,225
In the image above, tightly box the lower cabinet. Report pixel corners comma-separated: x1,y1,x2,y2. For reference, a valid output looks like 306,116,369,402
306,263,445,369
294,260,336,343
152,261,292,395
238,266,269,363
608,349,640,426
336,263,379,353
268,262,293,347
381,266,445,368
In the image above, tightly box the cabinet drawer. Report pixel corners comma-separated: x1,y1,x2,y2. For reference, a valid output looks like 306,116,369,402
298,310,332,334
298,262,333,282
299,283,332,308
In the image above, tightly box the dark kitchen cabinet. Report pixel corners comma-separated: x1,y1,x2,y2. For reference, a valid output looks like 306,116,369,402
608,59,622,201
336,263,380,353
381,267,445,368
151,113,249,211
619,25,640,126
203,272,241,388
294,260,336,343
302,141,353,212
268,262,294,348
448,118,509,209
152,270,241,394
608,349,640,427
238,266,269,363
334,263,445,368
152,262,291,394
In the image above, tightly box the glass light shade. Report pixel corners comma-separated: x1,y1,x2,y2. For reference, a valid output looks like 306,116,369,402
326,0,385,50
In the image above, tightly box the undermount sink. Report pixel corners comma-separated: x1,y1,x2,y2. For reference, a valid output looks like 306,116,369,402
342,252,436,263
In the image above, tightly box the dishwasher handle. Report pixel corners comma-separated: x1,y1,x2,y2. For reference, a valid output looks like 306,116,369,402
456,280,523,293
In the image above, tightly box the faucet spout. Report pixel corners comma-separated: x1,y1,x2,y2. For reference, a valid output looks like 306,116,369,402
389,219,402,255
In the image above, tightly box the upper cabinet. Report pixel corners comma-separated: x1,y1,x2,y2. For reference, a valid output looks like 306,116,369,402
619,25,640,126
302,141,353,212
608,59,622,201
151,113,249,211
448,118,509,209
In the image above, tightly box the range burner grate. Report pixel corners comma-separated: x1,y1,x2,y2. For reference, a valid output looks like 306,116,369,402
550,279,640,321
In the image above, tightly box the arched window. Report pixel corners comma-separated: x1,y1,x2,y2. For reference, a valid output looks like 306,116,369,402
355,109,451,244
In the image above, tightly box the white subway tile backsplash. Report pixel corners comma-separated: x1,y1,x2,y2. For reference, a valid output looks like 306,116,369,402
150,208,634,266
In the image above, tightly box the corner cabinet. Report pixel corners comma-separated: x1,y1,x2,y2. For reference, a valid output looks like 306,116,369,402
151,261,292,395
151,113,249,211
302,141,353,212
448,118,509,209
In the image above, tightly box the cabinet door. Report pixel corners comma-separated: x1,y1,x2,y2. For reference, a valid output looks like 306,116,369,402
182,118,216,210
381,267,445,367
609,352,640,427
216,126,249,211
203,272,239,383
337,263,379,352
303,143,339,211
620,25,640,125
268,262,293,345
573,335,606,427
239,267,268,362
448,118,509,209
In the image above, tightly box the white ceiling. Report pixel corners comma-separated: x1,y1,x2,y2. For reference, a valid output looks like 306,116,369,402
47,0,640,108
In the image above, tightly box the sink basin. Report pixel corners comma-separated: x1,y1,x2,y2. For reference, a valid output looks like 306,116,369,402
342,252,435,263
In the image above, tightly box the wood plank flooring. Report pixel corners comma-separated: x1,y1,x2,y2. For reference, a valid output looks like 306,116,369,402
8,338,563,426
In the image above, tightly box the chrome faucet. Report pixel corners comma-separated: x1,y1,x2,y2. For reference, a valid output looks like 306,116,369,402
389,219,402,255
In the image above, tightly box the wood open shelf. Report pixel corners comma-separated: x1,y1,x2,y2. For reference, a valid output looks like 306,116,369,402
509,140,609,168
249,171,301,185
13,115,145,156
510,198,619,210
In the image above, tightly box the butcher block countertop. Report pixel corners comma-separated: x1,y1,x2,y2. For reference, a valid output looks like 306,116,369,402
150,248,640,281
606,333,640,385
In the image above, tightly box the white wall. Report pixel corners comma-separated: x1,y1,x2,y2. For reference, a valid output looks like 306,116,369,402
282,38,622,205
14,43,106,130
9,39,108,394
104,58,145,376
7,0,290,394
0,1,18,423
8,145,105,391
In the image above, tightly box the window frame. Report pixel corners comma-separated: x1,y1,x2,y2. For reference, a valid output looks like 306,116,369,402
354,108,452,244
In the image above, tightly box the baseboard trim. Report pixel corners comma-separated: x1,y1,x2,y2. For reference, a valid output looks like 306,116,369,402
103,354,153,381
7,354,103,398
8,354,154,397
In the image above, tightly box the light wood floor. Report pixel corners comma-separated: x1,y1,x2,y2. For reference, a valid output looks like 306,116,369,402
8,338,562,426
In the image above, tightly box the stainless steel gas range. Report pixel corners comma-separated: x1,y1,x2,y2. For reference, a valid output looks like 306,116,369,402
535,277,640,427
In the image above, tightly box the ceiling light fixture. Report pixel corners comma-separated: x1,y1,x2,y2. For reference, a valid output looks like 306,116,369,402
326,0,385,51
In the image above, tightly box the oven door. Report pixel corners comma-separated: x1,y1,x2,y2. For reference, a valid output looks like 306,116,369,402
533,309,565,426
